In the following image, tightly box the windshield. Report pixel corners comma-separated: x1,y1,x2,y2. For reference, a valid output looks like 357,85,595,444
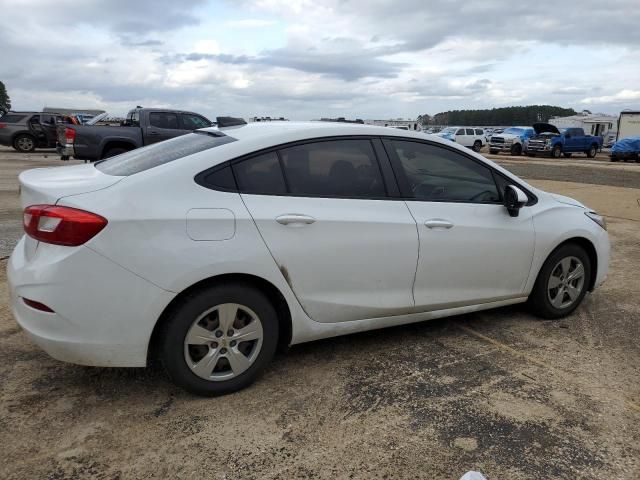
503,127,524,135
440,127,456,134
95,131,236,176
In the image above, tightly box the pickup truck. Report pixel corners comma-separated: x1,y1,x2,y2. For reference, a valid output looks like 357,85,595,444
524,123,603,158
57,107,214,161
489,126,535,156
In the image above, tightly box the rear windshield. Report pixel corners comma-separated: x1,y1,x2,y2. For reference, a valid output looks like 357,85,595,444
95,131,236,176
0,114,27,124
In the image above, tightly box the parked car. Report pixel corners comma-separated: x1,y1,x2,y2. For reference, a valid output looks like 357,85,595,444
9,122,610,396
489,127,536,156
525,124,603,158
57,107,215,161
436,126,486,152
0,111,74,153
610,136,640,162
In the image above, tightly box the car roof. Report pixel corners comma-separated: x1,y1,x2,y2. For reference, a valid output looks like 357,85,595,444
206,121,433,143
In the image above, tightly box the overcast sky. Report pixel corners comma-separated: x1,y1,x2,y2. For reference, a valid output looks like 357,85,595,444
1,0,639,120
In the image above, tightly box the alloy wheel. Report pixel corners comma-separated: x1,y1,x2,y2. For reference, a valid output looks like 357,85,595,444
17,136,34,151
547,256,585,309
183,303,264,381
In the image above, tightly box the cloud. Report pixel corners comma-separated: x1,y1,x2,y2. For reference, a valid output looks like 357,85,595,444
581,90,640,105
225,19,276,28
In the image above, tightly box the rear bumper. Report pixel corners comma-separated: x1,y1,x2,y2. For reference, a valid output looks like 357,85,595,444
56,143,74,157
7,237,175,367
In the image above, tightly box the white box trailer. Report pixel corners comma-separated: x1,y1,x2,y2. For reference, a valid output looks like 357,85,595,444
617,111,640,141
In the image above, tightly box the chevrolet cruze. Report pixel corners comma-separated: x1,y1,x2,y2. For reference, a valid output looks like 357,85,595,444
8,122,610,396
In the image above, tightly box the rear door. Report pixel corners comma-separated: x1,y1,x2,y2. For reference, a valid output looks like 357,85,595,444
384,138,535,309
237,138,419,323
145,111,182,144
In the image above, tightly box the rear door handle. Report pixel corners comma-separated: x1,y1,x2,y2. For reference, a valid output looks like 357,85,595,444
148,131,159,136
425,219,454,229
276,214,316,225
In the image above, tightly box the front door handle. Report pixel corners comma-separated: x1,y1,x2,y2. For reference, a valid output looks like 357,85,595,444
425,219,454,229
276,214,316,226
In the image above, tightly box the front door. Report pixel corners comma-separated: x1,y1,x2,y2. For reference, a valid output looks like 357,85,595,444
235,138,419,323
384,138,535,309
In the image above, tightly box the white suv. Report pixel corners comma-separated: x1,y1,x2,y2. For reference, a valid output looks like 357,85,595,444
436,127,486,152
8,122,610,396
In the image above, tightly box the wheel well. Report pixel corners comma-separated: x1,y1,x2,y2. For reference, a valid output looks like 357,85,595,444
147,273,293,365
554,237,598,291
101,141,135,158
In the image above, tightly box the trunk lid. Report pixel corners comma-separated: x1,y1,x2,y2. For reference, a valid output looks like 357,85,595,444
19,163,123,207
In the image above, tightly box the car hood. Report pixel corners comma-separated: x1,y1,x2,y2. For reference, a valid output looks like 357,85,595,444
551,193,586,209
533,123,561,135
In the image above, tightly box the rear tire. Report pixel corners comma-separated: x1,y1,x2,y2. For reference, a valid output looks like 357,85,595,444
13,134,36,153
472,140,482,152
586,144,597,158
528,244,591,319
102,147,129,159
160,283,279,396
510,143,522,156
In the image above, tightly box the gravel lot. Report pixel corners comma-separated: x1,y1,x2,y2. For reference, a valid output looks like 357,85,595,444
1,146,639,479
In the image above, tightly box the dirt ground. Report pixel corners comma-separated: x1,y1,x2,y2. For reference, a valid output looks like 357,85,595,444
0,145,639,479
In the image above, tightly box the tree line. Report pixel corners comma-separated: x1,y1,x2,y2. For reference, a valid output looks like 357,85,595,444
417,105,576,126
0,81,11,114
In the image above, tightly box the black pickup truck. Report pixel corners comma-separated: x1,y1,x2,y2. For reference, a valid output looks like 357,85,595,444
57,107,215,161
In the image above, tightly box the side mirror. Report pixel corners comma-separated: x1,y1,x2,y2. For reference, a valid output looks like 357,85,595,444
504,185,527,217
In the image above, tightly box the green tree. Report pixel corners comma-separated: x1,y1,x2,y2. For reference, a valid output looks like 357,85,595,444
427,105,576,126
0,81,11,113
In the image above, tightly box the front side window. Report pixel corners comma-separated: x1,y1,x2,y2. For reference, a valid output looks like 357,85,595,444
149,112,179,129
182,113,211,130
278,139,386,197
391,140,500,203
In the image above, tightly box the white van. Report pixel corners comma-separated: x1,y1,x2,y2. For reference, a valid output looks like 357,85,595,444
616,111,640,141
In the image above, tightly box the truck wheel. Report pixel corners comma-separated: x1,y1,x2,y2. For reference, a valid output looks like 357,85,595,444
489,149,499,155
472,140,482,152
586,145,597,158
563,153,572,158
510,143,522,156
102,147,128,159
13,134,37,153
552,145,562,158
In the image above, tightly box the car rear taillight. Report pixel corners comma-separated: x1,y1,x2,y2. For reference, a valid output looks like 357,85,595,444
23,205,107,246
0,122,7,128
64,127,76,143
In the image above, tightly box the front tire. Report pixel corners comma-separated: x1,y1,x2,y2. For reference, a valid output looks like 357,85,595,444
472,140,482,152
13,134,36,153
160,283,279,396
510,143,522,156
552,145,562,158
528,244,591,319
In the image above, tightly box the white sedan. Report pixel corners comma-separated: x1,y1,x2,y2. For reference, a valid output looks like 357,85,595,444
8,122,610,396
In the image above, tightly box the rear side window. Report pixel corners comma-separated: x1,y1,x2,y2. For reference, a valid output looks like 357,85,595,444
475,129,483,135
149,112,179,129
466,128,474,135
95,131,236,176
278,139,386,197
0,114,26,123
233,152,287,195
